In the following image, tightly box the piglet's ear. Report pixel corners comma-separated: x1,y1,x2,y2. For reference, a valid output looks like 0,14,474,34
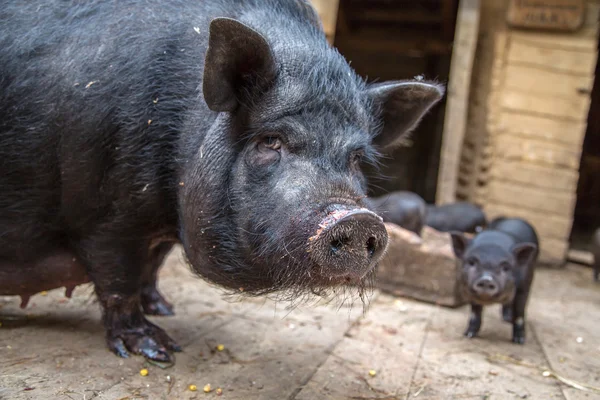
511,243,538,267
368,81,444,150
450,231,470,260
203,18,276,112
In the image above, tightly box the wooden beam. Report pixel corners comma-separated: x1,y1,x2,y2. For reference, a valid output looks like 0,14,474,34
335,34,451,56
346,9,443,24
310,0,340,44
435,0,481,205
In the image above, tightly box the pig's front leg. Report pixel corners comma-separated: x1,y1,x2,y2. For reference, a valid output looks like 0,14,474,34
141,242,175,316
464,304,482,338
77,236,181,361
511,290,528,344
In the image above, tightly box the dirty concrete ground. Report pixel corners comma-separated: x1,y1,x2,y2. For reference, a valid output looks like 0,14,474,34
1,246,599,400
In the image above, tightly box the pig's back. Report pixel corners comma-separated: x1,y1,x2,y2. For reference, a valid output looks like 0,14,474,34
488,218,539,246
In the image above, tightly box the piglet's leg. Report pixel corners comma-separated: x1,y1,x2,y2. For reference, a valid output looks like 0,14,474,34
141,242,175,316
511,290,529,345
76,234,181,362
501,304,513,323
464,304,482,338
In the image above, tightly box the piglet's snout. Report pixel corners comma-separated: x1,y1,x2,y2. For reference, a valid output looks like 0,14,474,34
473,274,499,297
309,208,388,281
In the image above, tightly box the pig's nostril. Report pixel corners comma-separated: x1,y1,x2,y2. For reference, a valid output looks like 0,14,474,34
366,237,377,258
330,236,350,255
476,279,497,291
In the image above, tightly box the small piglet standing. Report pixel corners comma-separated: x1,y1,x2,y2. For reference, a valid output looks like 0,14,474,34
450,217,539,344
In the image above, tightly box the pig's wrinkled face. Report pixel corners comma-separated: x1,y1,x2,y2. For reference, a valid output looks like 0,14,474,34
178,16,443,298
459,244,518,305
228,81,386,294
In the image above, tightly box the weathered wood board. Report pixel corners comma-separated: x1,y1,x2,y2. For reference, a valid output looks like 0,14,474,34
376,224,466,307
507,0,585,31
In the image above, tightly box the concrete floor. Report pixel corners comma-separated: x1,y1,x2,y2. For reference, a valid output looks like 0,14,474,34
1,246,599,400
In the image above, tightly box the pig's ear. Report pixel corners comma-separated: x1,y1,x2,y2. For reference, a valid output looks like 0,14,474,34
204,18,276,112
511,243,537,267
450,231,469,259
368,81,444,150
297,0,324,31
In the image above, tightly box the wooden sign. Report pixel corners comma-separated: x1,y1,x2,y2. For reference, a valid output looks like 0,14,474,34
507,0,585,31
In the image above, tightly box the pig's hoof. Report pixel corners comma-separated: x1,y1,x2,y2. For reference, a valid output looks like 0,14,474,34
141,289,175,316
512,326,526,344
512,332,526,344
464,329,478,338
512,335,526,344
107,320,181,362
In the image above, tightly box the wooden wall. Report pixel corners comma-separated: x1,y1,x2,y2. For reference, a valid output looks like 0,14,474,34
457,0,600,265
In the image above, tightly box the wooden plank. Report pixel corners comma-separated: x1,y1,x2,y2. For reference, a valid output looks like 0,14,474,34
376,225,464,308
508,39,597,75
348,8,443,24
508,2,599,51
567,248,594,265
436,0,481,205
457,0,509,204
503,64,594,98
485,203,574,242
497,111,587,147
490,159,579,192
487,180,577,216
538,236,569,265
506,0,585,32
494,133,583,169
500,89,592,121
334,29,451,56
511,27,598,50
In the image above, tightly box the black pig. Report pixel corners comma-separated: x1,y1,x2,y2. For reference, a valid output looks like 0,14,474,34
451,217,538,344
426,202,487,233
367,191,427,236
592,228,600,282
0,0,443,362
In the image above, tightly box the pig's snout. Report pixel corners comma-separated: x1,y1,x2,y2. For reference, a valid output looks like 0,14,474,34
472,274,499,297
309,208,388,282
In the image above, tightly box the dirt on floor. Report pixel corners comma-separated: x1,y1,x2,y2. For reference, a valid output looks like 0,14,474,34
1,246,599,400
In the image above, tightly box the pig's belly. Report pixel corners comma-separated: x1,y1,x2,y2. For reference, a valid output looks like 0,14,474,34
0,250,89,306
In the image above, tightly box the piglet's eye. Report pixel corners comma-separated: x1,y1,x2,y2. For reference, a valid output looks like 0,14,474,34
466,258,477,267
501,263,511,272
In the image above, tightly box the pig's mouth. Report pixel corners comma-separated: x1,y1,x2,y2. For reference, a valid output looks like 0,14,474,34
182,200,388,305
467,287,514,305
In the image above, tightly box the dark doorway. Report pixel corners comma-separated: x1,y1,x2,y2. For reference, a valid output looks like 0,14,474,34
570,33,600,254
333,0,458,203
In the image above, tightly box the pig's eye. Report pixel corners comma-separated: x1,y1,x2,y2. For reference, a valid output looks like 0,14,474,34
501,263,511,272
349,150,364,165
260,136,282,151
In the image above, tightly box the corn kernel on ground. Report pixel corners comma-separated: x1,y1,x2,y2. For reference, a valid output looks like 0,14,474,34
139,369,149,377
